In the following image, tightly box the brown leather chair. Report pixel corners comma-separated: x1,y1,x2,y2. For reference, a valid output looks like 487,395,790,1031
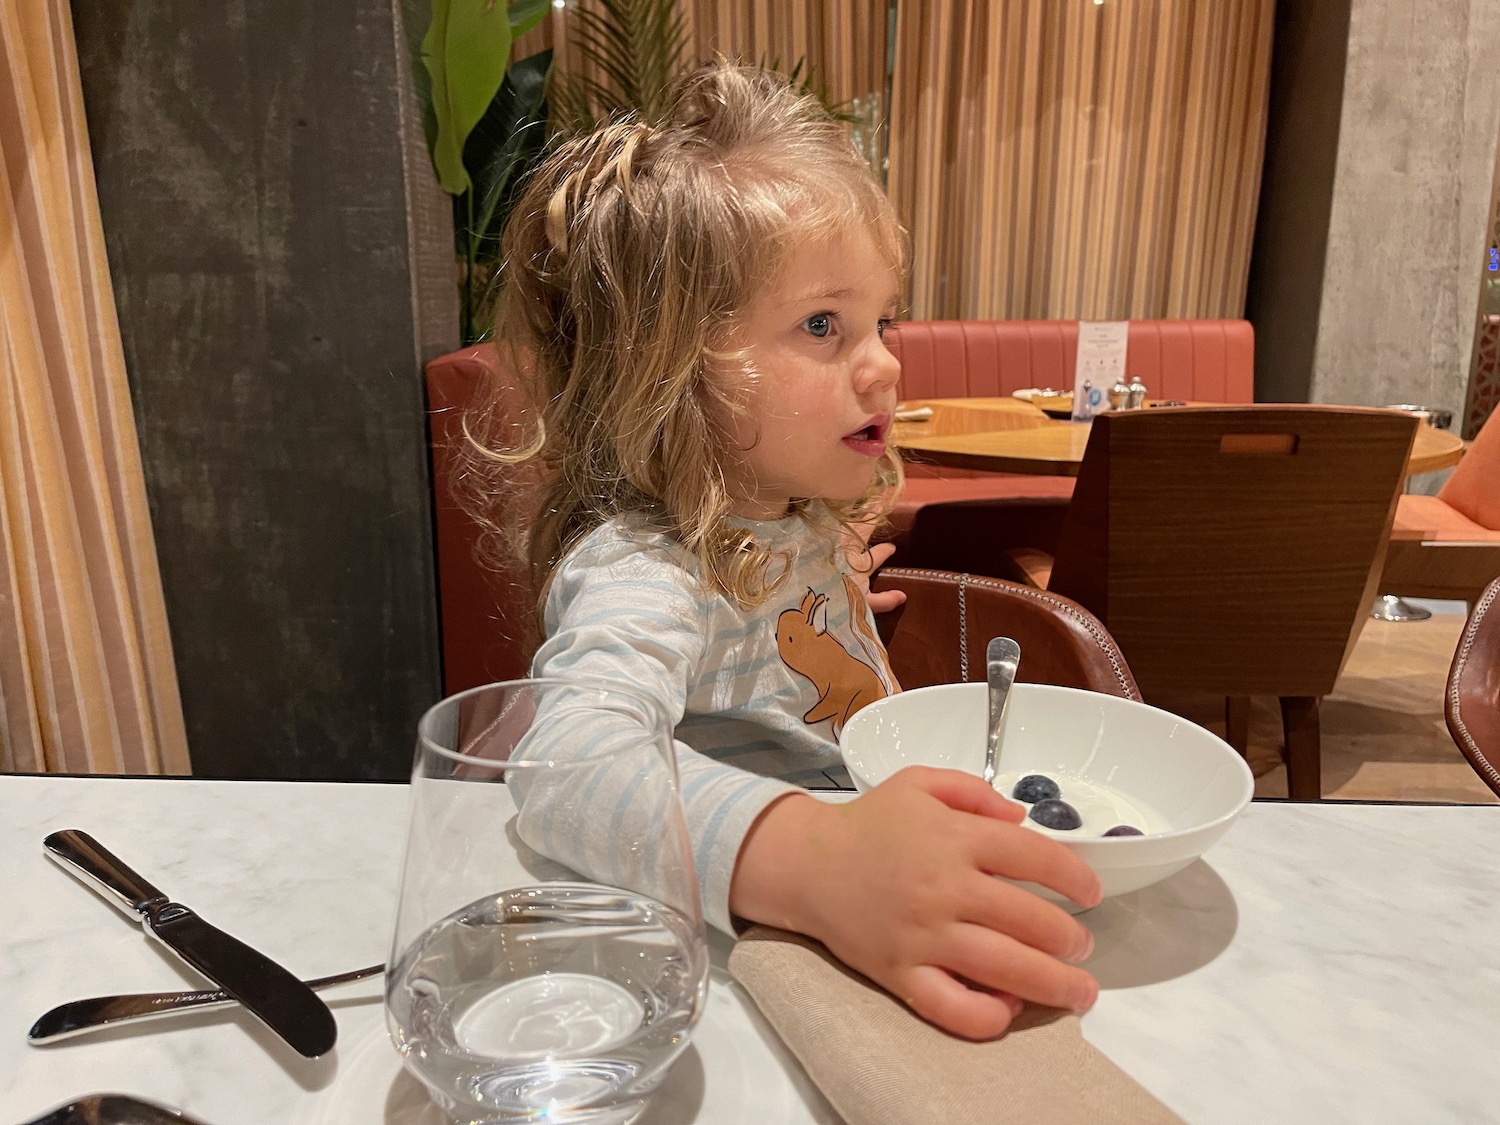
1446,576,1500,797
427,348,1141,704
873,567,1140,699
427,346,540,692
1004,406,1420,799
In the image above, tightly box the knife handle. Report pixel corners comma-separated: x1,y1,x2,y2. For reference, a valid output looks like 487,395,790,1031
43,829,168,918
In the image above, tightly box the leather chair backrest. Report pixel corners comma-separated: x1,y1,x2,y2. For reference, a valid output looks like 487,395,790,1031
1446,576,1500,797
1439,408,1500,531
1045,406,1417,698
872,568,1140,699
885,319,1256,404
426,345,539,694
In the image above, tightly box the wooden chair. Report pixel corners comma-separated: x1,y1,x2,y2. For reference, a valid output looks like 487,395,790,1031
882,319,1255,564
1004,406,1419,799
1381,409,1500,609
1445,576,1500,797
426,348,1142,705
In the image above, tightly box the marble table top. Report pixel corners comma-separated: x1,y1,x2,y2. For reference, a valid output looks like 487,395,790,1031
2,776,1496,1124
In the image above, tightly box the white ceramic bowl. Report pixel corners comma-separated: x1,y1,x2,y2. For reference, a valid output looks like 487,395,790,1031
839,683,1254,904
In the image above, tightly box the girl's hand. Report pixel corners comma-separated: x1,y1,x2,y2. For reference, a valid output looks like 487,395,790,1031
844,519,906,614
731,766,1102,1040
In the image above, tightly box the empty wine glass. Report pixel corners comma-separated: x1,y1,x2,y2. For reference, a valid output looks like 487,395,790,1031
386,677,708,1125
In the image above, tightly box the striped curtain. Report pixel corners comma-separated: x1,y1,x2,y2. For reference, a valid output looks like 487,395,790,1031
681,1,890,175
888,0,1275,320
0,2,189,773
679,2,889,106
526,2,1272,319
518,1,890,151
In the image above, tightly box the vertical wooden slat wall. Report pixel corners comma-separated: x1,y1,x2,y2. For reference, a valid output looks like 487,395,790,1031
888,0,1275,320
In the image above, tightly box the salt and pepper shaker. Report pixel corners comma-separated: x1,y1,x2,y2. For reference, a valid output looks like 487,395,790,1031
1109,381,1131,411
1126,377,1148,410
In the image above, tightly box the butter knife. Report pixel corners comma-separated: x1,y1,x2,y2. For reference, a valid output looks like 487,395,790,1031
29,962,384,1044
42,829,338,1058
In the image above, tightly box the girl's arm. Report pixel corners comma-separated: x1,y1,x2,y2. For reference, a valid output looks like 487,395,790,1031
519,540,801,935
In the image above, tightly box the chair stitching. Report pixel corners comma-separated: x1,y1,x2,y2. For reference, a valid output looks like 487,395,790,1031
1447,582,1500,791
958,572,970,683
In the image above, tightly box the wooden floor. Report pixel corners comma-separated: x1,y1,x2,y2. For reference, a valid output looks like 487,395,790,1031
1155,607,1496,804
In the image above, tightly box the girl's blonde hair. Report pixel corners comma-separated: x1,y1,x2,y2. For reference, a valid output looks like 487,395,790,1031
459,61,908,617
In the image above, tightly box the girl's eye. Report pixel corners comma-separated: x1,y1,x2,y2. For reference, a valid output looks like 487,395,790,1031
804,314,833,339
877,318,894,339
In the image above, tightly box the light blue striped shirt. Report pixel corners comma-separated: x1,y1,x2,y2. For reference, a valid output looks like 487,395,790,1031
524,511,896,933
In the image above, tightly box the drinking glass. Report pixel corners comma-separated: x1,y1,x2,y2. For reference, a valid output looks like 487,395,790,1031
386,677,709,1125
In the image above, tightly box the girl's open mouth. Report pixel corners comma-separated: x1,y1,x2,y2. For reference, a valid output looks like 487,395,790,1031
841,418,889,457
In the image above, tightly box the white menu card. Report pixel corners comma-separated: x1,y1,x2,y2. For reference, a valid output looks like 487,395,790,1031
1071,320,1129,421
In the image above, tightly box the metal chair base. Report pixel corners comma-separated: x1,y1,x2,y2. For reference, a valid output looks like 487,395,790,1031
1370,594,1432,622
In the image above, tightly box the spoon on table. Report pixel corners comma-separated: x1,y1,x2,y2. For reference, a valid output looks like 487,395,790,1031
19,1093,212,1125
983,636,1021,788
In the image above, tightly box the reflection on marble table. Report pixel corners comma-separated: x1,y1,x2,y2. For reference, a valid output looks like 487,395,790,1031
2,777,1496,1125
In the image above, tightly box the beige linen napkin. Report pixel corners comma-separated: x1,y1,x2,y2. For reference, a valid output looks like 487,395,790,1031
728,926,1184,1125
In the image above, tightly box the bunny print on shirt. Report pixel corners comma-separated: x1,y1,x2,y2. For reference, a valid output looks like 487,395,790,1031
775,575,895,737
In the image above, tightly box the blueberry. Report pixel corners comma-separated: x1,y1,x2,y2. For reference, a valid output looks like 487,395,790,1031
1028,798,1082,831
1103,825,1144,837
1011,774,1061,804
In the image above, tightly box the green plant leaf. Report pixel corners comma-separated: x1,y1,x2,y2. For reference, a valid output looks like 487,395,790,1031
507,0,551,38
466,48,554,261
557,0,687,129
423,0,516,194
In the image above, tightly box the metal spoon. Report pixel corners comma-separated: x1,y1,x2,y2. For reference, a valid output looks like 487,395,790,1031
19,1093,210,1125
28,963,384,1045
984,637,1021,787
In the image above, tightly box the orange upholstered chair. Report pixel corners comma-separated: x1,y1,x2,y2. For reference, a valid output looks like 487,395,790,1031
426,346,541,693
1382,410,1500,608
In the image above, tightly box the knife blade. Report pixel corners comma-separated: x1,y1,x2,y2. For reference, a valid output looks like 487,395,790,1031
42,829,338,1058
29,962,384,1044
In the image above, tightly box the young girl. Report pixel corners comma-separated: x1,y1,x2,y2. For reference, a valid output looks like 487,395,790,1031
469,62,1101,1041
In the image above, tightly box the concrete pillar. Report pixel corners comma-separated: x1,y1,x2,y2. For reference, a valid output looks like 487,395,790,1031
72,0,458,778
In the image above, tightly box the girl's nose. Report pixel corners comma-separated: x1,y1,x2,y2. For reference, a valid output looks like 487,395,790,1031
856,334,902,393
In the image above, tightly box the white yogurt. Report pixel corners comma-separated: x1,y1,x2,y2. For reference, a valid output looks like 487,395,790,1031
992,770,1172,837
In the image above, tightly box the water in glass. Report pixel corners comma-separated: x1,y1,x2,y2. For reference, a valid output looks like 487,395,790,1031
388,884,703,1123
386,677,708,1125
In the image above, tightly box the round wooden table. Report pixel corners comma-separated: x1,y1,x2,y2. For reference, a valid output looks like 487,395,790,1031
892,398,1467,477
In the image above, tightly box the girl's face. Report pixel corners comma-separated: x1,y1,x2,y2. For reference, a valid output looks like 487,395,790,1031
719,226,903,521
